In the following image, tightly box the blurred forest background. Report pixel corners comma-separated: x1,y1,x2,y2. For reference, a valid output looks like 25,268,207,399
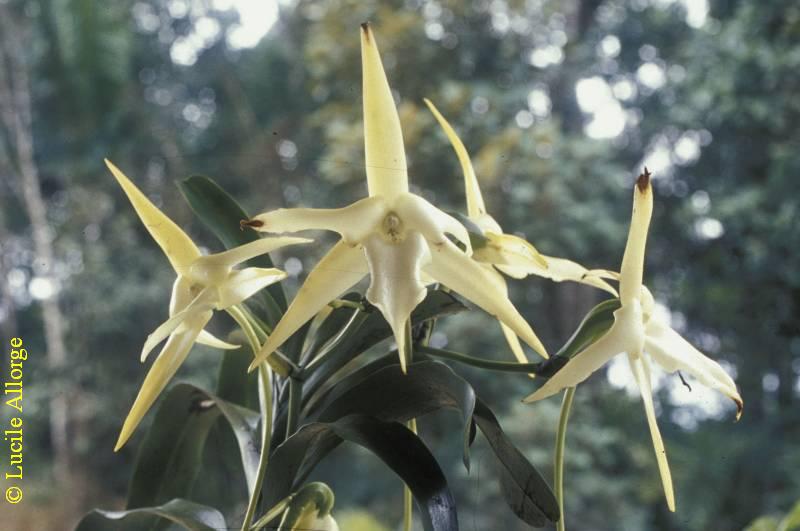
0,0,798,529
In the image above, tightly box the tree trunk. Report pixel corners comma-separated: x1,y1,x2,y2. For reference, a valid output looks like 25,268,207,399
0,5,72,484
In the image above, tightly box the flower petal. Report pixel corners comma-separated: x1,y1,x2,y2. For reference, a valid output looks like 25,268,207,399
628,353,676,512
474,232,547,269
105,159,200,273
523,322,626,402
497,254,618,295
115,317,208,451
645,316,742,419
423,98,486,218
395,193,471,253
216,268,288,309
363,232,431,373
196,330,239,350
500,322,527,364
361,23,408,199
249,240,369,371
484,264,532,368
424,239,548,358
248,197,386,243
200,237,312,268
620,172,654,304
141,288,216,362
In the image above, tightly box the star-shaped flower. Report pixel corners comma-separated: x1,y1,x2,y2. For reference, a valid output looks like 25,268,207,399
106,160,309,450
523,170,743,511
245,23,547,373
424,99,617,364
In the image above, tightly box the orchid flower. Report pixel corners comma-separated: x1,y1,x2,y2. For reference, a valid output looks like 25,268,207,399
105,160,310,450
277,483,339,531
245,23,547,374
424,99,617,364
523,170,743,511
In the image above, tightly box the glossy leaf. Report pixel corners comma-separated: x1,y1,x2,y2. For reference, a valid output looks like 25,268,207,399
473,399,559,526
299,292,364,366
126,384,220,510
300,289,466,407
306,358,559,526
315,361,477,469
261,414,458,531
74,499,226,531
126,383,261,509
554,298,620,360
215,331,258,408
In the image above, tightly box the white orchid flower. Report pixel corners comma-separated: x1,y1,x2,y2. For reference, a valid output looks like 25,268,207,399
424,99,617,364
105,160,310,450
523,170,743,511
277,482,339,531
245,23,547,374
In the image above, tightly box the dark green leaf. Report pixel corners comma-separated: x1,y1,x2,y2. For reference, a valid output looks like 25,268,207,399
215,330,258,408
178,175,286,325
305,358,559,526
271,290,465,444
314,360,476,469
555,298,620,360
299,289,466,410
127,383,261,510
126,384,221,511
473,400,560,526
74,499,226,531
261,415,458,531
298,292,363,367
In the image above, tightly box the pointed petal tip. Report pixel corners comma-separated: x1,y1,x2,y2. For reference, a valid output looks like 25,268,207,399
360,22,373,43
241,218,264,231
734,396,743,421
113,432,128,453
521,389,543,403
637,167,652,192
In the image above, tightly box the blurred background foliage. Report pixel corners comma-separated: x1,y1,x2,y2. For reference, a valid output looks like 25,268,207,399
0,0,798,529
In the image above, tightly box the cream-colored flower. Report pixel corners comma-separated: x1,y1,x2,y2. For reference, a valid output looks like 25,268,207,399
523,170,743,511
278,482,339,531
245,24,547,373
424,99,616,364
105,160,309,450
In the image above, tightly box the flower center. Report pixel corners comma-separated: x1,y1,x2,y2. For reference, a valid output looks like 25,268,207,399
381,212,405,243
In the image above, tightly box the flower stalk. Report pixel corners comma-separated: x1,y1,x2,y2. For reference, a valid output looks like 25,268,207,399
554,387,575,531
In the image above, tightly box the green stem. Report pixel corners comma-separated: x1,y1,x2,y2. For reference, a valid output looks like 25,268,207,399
250,494,293,531
241,364,273,531
328,298,366,311
238,304,271,339
228,306,274,531
228,305,300,378
416,345,550,373
554,387,576,531
403,418,417,531
228,306,263,357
